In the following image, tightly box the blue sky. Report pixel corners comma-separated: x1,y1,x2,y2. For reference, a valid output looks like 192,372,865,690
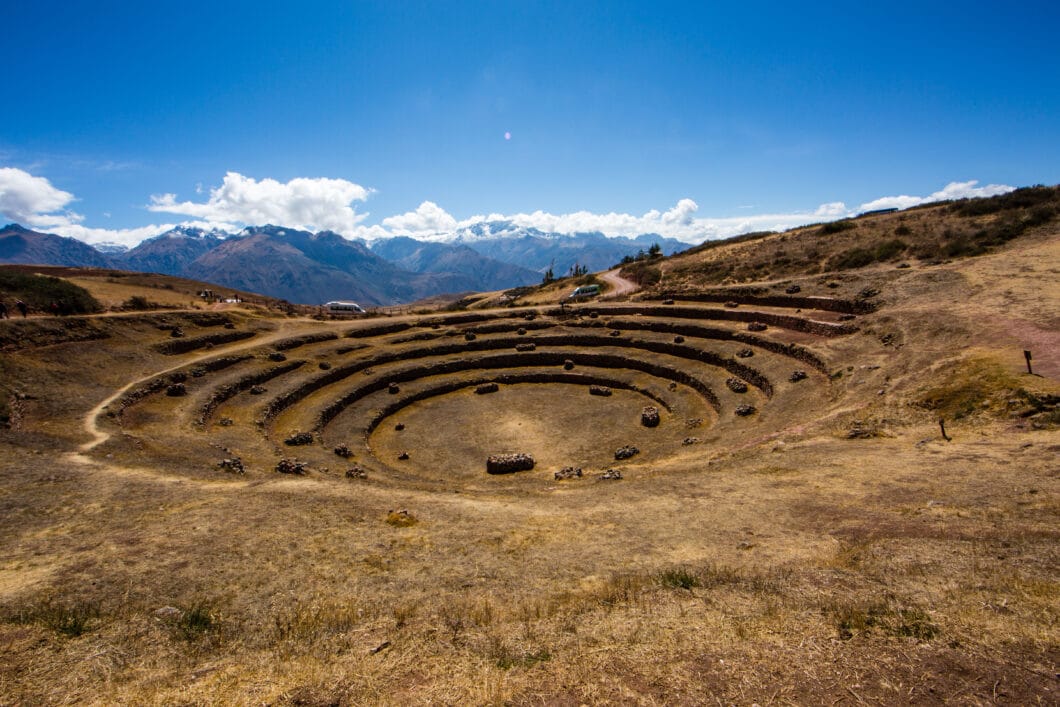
2,1,1058,245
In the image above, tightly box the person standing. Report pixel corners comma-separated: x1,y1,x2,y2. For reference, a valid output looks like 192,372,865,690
15,300,28,318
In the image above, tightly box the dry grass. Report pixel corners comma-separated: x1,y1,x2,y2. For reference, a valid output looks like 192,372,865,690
0,209,1057,704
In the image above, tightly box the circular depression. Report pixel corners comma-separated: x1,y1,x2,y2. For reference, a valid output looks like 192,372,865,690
360,382,707,481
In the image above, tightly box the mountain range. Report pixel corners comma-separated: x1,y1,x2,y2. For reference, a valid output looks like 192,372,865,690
0,222,689,305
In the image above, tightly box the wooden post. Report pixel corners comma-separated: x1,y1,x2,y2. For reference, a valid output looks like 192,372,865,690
1024,350,1033,375
939,417,951,442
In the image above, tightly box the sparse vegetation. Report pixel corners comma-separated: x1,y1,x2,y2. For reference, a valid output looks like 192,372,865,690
0,189,1057,703
0,269,102,313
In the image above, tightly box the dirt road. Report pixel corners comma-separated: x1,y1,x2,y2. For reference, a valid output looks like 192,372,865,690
601,268,639,298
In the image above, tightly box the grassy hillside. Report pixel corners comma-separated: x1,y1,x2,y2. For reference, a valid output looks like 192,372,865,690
657,185,1060,290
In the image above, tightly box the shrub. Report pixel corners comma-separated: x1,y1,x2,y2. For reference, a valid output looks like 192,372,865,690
658,567,700,590
818,220,857,235
11,599,100,637
874,239,908,260
0,270,102,314
122,295,156,310
830,248,875,270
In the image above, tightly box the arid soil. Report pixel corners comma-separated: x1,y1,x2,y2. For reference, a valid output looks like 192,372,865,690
0,203,1056,705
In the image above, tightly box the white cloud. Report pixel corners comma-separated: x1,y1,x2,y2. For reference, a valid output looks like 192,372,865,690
149,171,372,234
0,166,230,247
1,167,1020,251
374,197,859,245
381,200,458,234
858,180,1014,212
0,167,77,224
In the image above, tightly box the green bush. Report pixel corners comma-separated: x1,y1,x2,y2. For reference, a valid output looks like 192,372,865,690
952,185,1059,216
830,248,875,270
874,239,908,260
122,295,156,310
658,567,700,590
12,599,101,637
818,220,857,235
0,270,102,314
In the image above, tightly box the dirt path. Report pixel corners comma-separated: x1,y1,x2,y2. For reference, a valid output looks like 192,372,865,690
600,268,639,298
75,321,329,454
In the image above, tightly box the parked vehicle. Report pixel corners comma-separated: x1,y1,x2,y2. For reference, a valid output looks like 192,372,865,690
568,284,601,299
323,300,366,313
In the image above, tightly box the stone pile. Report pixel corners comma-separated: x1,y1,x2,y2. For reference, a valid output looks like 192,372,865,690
334,444,353,458
388,382,400,394
747,322,768,332
276,458,308,475
166,383,187,397
284,432,313,446
789,370,808,382
734,404,757,417
589,385,612,397
250,385,267,395
554,466,582,480
615,445,639,460
641,406,660,427
515,342,536,352
726,377,748,393
785,284,801,294
217,457,245,474
735,348,755,358
599,469,623,480
486,453,535,474
345,465,367,479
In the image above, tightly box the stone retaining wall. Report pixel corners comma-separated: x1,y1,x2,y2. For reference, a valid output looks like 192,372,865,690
358,370,681,438
198,360,305,424
154,330,256,355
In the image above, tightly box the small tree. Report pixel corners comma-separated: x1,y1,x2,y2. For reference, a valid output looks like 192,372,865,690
648,242,662,257
542,266,554,285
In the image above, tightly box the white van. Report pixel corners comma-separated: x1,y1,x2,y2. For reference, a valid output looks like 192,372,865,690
323,301,366,313
568,284,601,299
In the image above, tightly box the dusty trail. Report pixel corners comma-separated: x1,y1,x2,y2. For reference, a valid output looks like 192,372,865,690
600,268,639,298
75,320,333,455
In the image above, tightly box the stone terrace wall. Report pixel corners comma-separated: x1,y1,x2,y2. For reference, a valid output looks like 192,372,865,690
317,349,717,429
643,291,877,314
358,370,679,437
